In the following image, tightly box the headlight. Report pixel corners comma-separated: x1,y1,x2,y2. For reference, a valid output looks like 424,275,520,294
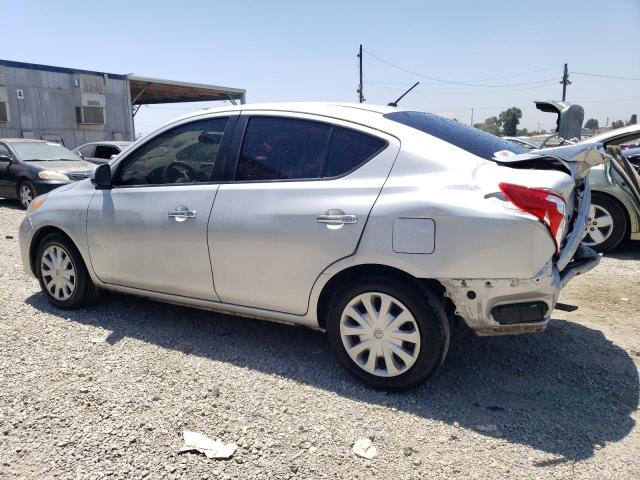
37,170,70,181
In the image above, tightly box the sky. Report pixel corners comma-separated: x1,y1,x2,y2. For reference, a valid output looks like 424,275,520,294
1,0,639,136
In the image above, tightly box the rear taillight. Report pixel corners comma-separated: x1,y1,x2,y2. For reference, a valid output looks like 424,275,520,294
499,182,567,253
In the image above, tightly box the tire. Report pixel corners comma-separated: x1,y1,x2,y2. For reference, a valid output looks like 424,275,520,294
583,193,627,253
35,233,98,309
17,180,36,209
327,275,450,390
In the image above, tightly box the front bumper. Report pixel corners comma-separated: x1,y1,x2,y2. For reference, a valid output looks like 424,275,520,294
18,213,36,278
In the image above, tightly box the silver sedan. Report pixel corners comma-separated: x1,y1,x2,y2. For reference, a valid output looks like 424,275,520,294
19,103,604,389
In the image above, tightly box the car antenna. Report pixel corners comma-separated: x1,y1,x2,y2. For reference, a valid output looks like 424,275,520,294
388,82,420,107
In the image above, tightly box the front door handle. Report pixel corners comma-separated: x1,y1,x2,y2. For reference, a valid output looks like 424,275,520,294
168,206,197,222
316,214,358,225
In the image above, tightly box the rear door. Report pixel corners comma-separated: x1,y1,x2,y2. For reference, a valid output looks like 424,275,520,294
209,112,399,314
87,115,236,300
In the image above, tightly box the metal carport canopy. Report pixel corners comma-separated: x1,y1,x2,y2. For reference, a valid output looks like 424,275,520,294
128,75,246,105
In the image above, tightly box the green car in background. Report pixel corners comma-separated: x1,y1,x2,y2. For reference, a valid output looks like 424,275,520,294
527,101,640,253
580,125,640,252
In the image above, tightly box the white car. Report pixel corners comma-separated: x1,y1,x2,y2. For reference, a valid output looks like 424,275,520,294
73,141,133,165
19,103,604,389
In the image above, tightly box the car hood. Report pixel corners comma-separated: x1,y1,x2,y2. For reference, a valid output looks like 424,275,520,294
26,160,97,173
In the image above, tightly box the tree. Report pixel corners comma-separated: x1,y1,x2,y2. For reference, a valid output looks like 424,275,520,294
611,120,625,129
498,107,522,136
584,118,599,130
627,114,637,126
473,116,501,136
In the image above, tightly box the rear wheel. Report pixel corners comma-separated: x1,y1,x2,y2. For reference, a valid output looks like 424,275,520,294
327,275,449,390
583,193,627,253
17,181,36,209
36,233,98,309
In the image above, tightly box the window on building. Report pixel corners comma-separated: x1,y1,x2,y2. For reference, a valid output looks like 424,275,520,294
76,106,105,124
0,102,8,123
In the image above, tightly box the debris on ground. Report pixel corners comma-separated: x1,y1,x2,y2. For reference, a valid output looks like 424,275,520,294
475,424,498,433
178,431,237,459
352,437,377,459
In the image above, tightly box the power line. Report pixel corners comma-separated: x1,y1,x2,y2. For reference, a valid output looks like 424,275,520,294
364,80,559,95
363,48,560,87
571,71,640,81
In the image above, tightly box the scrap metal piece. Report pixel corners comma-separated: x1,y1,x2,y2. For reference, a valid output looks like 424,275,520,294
179,431,237,459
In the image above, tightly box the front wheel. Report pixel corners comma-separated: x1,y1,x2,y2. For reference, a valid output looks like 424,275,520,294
327,276,450,390
17,181,36,209
36,233,98,309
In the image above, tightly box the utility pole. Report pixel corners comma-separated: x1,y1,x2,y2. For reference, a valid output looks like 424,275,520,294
560,63,571,101
357,44,365,103
470,108,474,126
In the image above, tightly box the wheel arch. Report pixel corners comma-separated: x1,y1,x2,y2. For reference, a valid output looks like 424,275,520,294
29,226,77,276
316,263,452,329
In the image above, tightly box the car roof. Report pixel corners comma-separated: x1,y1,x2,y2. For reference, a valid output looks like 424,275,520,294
0,138,50,144
81,140,133,146
173,102,398,123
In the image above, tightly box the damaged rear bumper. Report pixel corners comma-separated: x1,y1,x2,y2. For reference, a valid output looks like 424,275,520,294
441,244,600,336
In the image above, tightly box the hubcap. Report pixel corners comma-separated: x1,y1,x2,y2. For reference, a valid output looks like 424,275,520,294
40,245,76,301
19,185,33,207
340,292,421,378
582,204,614,246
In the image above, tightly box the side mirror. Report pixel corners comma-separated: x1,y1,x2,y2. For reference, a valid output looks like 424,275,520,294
0,154,12,164
91,163,112,189
110,154,118,161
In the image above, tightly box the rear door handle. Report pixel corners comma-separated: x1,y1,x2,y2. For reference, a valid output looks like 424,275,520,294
316,214,358,225
168,206,197,221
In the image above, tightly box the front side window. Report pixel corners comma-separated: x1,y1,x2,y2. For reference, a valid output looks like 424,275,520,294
236,117,386,181
94,145,120,159
118,117,228,186
0,143,11,158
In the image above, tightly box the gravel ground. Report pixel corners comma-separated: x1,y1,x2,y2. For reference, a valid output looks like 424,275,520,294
0,198,639,480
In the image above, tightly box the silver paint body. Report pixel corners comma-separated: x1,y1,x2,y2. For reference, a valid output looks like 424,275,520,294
18,103,602,334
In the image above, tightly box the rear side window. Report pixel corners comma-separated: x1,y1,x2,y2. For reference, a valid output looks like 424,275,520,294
325,128,386,177
384,111,526,160
236,117,386,181
94,145,120,159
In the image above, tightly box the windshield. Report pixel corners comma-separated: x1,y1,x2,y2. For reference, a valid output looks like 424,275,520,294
11,142,81,161
384,111,526,161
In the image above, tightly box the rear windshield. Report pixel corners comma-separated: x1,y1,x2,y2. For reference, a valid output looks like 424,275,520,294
384,111,526,160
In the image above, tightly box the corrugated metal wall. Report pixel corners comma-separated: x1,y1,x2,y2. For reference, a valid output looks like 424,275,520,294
0,65,133,148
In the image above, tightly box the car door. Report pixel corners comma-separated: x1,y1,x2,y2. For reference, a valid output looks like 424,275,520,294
209,113,400,314
0,142,14,196
87,115,236,300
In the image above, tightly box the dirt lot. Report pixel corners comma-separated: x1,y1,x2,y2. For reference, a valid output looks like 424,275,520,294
0,199,638,480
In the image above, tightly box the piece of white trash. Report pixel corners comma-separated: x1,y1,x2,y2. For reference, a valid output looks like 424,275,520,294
352,437,377,459
179,431,237,459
